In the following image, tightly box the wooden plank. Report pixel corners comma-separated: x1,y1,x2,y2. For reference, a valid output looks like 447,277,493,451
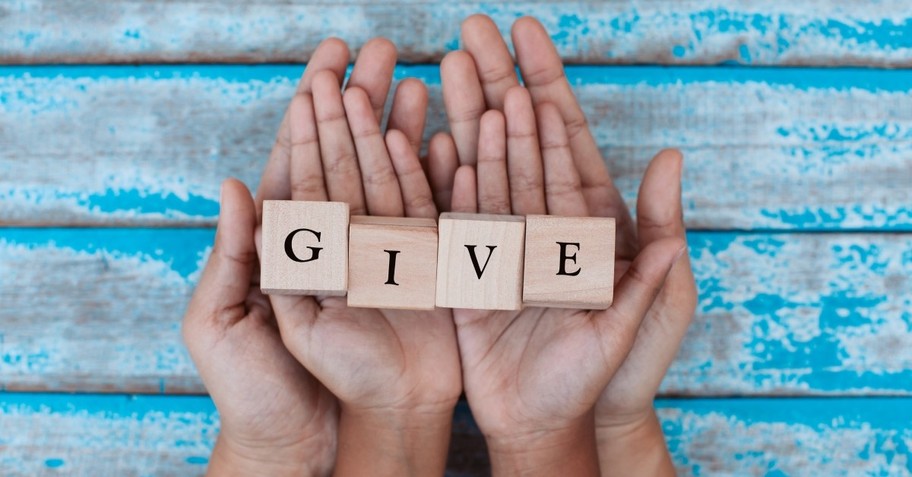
1,229,910,395
1,393,909,476
2,65,911,230
3,2,911,66
657,397,912,476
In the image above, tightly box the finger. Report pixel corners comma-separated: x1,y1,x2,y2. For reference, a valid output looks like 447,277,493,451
186,179,258,325
347,37,398,123
387,129,438,219
635,148,698,361
269,293,323,343
503,86,545,215
288,93,328,202
343,86,403,217
512,17,637,256
255,38,350,216
427,132,459,213
462,14,520,110
476,110,511,215
638,149,687,246
387,78,429,157
441,51,485,166
450,165,478,213
312,70,366,214
596,238,686,361
536,103,588,217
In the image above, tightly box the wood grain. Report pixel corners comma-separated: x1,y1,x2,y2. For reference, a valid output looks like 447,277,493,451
522,215,615,310
2,65,910,229
2,392,909,476
260,200,349,296
348,216,439,311
3,1,911,66
1,228,909,395
436,213,526,311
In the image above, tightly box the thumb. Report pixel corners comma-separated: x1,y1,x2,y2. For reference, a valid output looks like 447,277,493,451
185,179,258,325
595,237,686,363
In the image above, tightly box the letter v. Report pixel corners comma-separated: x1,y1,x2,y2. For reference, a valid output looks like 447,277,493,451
465,245,497,279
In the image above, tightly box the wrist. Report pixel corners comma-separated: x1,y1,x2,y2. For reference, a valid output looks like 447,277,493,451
595,408,674,477
333,404,456,477
207,431,335,477
485,416,599,477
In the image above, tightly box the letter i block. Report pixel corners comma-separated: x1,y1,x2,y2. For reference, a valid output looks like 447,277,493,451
436,213,526,310
347,216,439,310
260,200,349,295
523,215,616,309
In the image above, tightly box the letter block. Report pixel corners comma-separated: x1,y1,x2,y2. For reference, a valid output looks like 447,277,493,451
260,200,349,296
347,216,438,310
522,215,616,309
436,213,525,310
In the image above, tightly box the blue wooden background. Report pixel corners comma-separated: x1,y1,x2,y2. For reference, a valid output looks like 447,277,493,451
1,1,911,475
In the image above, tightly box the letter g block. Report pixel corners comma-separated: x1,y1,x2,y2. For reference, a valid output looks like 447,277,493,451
261,200,349,296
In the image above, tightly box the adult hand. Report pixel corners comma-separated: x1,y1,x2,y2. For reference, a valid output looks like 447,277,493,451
256,38,462,477
182,37,366,477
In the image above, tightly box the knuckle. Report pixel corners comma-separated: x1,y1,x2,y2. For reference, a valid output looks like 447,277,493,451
290,176,325,198
362,167,398,188
564,114,589,140
477,193,511,213
405,194,436,213
324,153,361,176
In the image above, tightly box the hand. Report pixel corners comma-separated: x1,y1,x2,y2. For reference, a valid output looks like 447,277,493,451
183,38,369,477
255,38,462,476
442,15,697,476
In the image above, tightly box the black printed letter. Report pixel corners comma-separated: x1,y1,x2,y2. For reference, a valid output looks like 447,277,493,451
284,228,323,263
556,242,581,276
465,245,497,279
384,250,401,286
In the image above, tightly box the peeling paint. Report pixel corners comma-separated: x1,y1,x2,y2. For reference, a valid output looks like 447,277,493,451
2,2,911,66
3,65,910,229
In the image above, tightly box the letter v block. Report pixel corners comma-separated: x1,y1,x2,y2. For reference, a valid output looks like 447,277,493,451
523,215,615,309
436,213,525,310
260,200,349,295
347,216,438,310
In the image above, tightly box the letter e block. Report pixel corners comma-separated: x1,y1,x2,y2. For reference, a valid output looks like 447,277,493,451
523,215,615,309
260,200,348,295
436,213,525,310
347,216,438,310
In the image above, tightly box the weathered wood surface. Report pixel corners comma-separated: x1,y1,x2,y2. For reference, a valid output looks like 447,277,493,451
3,1,912,66
2,229,909,395
1,393,910,476
2,66,911,230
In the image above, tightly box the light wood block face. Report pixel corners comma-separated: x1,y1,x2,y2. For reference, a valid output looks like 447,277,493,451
436,213,526,311
260,200,348,296
347,216,439,310
523,215,616,310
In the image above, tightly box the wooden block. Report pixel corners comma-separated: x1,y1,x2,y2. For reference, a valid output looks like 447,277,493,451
347,216,438,310
436,213,525,310
522,215,616,309
260,200,348,295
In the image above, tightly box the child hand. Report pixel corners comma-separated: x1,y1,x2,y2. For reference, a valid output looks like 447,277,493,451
443,15,697,476
255,39,462,476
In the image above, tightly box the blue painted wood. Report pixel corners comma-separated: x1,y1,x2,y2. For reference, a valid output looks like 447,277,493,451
2,65,910,229
2,1,911,66
1,392,910,475
1,228,910,395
